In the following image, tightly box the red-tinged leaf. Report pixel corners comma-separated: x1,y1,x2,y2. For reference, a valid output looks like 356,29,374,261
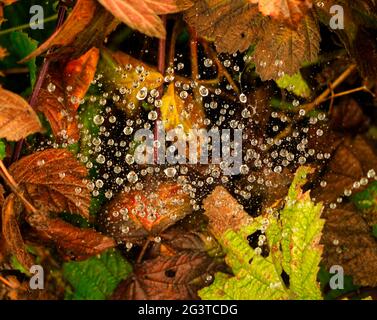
0,183,4,208
20,0,98,62
9,149,91,218
99,181,192,244
258,0,313,26
1,194,34,269
112,252,218,300
97,0,166,38
27,213,115,261
64,47,100,111
0,88,43,141
144,0,193,14
35,47,99,142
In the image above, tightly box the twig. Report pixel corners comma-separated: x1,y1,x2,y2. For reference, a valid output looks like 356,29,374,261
168,20,181,66
269,64,357,148
136,239,151,264
0,14,58,36
324,85,375,101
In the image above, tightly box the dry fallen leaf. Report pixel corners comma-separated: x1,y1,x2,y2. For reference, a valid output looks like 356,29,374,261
2,194,34,269
35,47,99,142
321,204,377,287
312,135,377,205
0,87,43,141
9,149,91,218
97,0,193,39
112,251,218,300
21,0,116,62
257,0,313,27
99,181,192,244
26,212,115,261
253,13,320,80
185,0,265,53
203,186,251,238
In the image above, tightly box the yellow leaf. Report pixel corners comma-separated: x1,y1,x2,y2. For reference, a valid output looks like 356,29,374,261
160,83,205,133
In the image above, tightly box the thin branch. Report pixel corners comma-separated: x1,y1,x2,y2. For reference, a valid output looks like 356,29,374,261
0,14,58,36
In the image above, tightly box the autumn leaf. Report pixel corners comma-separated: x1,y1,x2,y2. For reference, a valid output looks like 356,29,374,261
2,194,34,269
9,149,91,218
257,0,313,26
0,87,43,141
99,181,192,244
185,0,265,53
99,49,163,116
252,13,320,80
321,203,377,287
312,135,377,206
112,251,218,300
0,47,8,60
21,0,117,62
26,212,115,260
161,83,205,132
97,0,193,39
35,47,100,142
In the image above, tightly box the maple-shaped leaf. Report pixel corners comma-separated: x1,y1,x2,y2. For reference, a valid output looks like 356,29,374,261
26,212,115,261
97,0,193,39
185,0,265,53
9,149,91,218
99,181,192,244
200,166,324,300
99,49,163,116
112,251,218,300
253,13,320,80
63,248,132,300
257,0,313,26
2,194,34,269
21,0,117,62
35,47,100,142
0,87,43,141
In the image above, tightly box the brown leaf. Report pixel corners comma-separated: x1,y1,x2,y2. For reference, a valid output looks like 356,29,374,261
1,194,34,269
312,135,377,205
21,0,116,62
99,181,192,244
26,212,115,261
185,0,265,53
98,0,192,39
258,0,313,26
321,204,377,287
203,186,251,238
112,251,218,300
0,87,42,141
35,47,99,142
253,13,320,80
9,149,91,218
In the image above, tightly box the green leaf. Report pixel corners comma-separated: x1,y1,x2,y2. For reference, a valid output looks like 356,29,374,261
351,181,377,212
9,31,38,87
0,139,5,160
199,166,324,300
276,72,311,98
63,249,132,300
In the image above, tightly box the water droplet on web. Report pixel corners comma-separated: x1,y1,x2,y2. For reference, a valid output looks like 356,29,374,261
93,115,104,125
47,83,56,93
136,87,148,100
199,85,209,97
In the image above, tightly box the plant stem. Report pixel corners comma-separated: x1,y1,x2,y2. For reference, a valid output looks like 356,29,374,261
11,6,67,163
0,14,58,36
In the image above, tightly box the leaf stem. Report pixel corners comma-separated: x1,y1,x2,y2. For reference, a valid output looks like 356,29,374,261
0,14,58,36
0,160,37,214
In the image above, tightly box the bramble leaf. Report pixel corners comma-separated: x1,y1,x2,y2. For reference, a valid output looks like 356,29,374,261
199,166,324,300
63,248,132,300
